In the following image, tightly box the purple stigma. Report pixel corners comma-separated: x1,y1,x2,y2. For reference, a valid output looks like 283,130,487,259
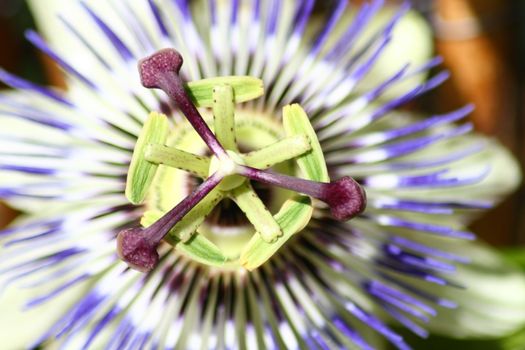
117,227,159,273
238,166,367,221
139,49,183,89
138,49,226,157
322,176,367,220
117,172,223,272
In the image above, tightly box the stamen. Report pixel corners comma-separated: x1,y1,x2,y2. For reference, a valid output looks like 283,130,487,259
212,84,237,151
144,143,211,178
138,48,227,158
237,165,367,221
132,50,366,269
231,182,282,243
117,171,223,272
242,135,311,170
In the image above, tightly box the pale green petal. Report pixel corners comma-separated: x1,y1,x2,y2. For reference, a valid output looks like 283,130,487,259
27,0,77,52
339,109,522,225
423,241,525,338
354,7,433,100
0,109,130,212
384,135,520,225
27,0,146,69
462,136,522,200
0,279,90,349
27,0,166,119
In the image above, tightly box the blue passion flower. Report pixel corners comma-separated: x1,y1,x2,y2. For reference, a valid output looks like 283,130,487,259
1,0,524,349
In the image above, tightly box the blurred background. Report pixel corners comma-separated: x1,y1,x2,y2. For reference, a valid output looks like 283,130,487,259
0,0,524,348
413,0,525,247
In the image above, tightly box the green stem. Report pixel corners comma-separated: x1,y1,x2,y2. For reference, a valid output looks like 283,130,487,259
242,135,311,169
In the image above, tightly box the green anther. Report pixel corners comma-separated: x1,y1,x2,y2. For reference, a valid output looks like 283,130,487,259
125,112,170,204
140,210,163,228
142,187,223,243
169,188,223,242
283,104,330,182
213,84,237,151
169,233,227,267
240,195,313,270
130,73,326,270
141,210,227,266
235,119,282,150
237,103,331,269
231,182,282,243
186,76,264,108
144,143,210,178
242,134,312,169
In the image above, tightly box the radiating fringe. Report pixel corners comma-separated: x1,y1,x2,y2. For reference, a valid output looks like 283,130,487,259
0,1,495,349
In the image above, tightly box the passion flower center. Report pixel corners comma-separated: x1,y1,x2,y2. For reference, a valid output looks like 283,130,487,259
117,49,367,273
151,110,297,260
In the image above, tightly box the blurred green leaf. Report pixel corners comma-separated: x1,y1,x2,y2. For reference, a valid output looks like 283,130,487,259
396,332,508,350
501,248,525,271
398,248,525,350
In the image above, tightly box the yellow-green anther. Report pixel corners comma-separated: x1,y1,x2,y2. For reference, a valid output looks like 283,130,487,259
283,104,329,182
240,196,313,270
169,188,223,242
127,49,340,271
186,76,264,108
213,84,237,151
142,188,223,243
118,171,224,272
140,210,163,228
141,209,227,266
237,102,333,269
231,182,282,243
125,112,170,204
169,233,227,267
242,134,312,169
144,143,211,179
